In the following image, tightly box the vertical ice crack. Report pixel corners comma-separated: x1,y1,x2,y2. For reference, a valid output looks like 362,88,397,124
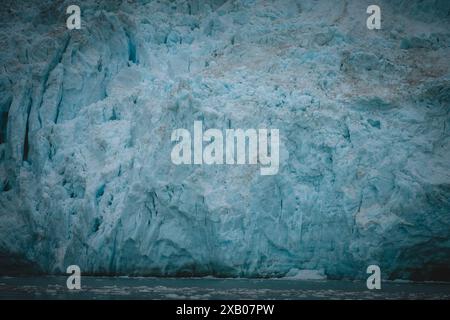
22,97,32,162
39,34,71,126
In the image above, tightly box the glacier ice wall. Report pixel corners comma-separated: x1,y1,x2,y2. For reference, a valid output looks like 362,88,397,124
0,0,449,280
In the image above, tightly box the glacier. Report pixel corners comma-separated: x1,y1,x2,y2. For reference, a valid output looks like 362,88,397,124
0,0,449,280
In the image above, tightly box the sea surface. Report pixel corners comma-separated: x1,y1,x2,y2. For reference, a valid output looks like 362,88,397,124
0,276,449,300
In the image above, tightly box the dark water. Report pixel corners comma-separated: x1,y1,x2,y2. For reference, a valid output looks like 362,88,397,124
0,276,449,300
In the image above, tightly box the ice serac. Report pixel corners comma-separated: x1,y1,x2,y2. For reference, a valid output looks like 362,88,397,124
0,0,449,280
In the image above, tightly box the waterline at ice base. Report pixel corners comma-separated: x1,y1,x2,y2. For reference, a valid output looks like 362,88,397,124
0,0,449,300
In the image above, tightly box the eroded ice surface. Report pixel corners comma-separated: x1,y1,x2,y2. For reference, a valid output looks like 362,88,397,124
0,0,449,280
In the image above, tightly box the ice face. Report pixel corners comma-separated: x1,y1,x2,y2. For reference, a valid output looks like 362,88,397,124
0,0,449,280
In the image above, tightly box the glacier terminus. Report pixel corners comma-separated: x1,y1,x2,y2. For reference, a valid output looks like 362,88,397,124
0,0,449,282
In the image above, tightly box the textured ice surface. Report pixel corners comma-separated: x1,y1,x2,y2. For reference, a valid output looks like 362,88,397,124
283,268,326,280
0,0,449,280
